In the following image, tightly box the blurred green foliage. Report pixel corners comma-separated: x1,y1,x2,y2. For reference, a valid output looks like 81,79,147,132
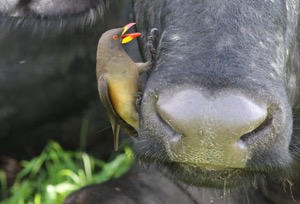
0,141,134,204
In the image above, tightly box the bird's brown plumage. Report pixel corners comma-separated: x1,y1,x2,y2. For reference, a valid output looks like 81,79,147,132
96,25,151,150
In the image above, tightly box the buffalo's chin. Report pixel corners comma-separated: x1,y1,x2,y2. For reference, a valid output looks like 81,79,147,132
150,162,286,189
135,150,290,188
157,162,263,188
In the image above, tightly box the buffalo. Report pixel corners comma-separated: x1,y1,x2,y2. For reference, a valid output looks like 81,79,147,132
1,0,300,203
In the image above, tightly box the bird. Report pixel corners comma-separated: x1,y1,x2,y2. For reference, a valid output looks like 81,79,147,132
96,23,151,151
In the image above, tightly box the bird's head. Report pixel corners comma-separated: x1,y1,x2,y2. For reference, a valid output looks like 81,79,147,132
99,23,141,50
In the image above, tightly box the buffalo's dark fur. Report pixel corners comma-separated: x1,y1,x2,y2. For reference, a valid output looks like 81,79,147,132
0,0,300,203
134,0,300,202
0,0,112,33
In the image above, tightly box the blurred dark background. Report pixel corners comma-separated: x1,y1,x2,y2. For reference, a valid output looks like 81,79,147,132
0,0,140,161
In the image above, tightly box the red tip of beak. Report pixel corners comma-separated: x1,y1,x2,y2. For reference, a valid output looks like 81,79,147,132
121,33,141,39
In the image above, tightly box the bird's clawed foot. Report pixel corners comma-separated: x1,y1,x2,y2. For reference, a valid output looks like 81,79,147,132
147,28,159,61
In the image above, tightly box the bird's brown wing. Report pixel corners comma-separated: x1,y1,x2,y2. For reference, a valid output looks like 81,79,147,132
98,75,121,150
98,75,137,151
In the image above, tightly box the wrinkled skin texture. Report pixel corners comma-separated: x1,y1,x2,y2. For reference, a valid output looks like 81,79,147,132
132,0,300,202
135,0,300,184
1,0,300,203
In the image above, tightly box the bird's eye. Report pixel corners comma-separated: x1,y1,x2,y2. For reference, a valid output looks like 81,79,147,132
113,35,118,40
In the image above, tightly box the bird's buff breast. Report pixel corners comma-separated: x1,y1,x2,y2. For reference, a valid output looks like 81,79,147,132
108,75,139,128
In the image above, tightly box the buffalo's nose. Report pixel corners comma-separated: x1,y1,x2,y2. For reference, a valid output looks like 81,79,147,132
156,89,268,168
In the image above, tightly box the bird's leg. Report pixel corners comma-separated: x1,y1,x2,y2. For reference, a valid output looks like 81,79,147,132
136,61,152,73
147,28,159,61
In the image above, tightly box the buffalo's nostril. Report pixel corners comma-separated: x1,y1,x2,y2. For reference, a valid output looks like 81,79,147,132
156,89,268,168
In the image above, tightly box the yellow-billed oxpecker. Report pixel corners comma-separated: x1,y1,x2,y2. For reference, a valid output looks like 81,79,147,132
96,23,151,151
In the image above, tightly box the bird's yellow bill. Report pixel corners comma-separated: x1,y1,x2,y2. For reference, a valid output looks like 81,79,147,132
122,33,141,44
121,22,141,44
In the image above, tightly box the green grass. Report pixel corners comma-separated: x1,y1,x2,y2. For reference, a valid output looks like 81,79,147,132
0,141,134,204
